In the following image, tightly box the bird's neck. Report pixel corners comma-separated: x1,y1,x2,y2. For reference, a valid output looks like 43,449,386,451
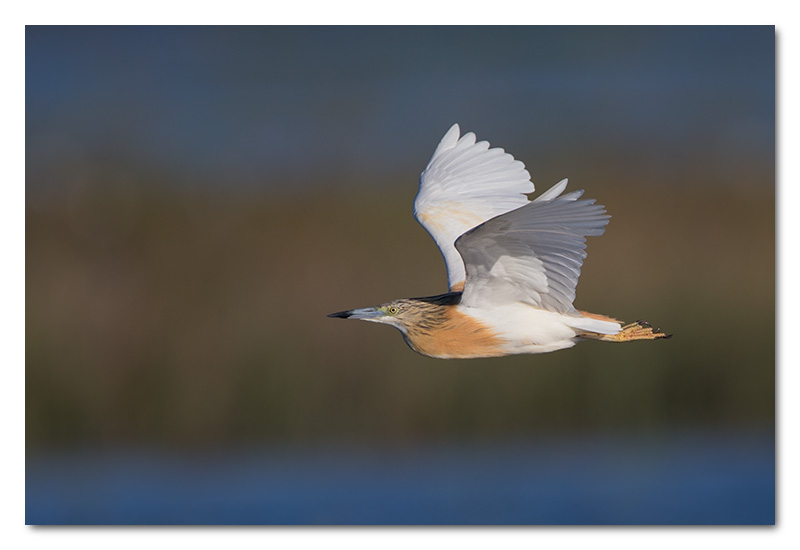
401,298,506,359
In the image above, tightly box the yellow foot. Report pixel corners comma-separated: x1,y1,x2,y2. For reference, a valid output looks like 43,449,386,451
609,320,672,342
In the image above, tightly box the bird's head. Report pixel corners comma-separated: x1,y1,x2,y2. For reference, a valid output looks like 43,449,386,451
328,299,436,334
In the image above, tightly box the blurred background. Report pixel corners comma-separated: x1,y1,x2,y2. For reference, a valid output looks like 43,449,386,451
26,26,774,524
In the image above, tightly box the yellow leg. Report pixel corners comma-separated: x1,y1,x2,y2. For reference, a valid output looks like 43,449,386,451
583,320,672,342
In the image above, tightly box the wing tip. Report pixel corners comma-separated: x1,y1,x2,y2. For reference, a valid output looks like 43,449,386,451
441,123,461,147
533,178,569,202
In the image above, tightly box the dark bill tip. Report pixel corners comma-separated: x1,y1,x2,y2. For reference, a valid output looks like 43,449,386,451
327,310,352,319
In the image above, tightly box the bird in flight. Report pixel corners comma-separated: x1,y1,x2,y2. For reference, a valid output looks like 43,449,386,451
329,124,670,358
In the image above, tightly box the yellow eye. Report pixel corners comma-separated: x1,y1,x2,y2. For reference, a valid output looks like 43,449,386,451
387,306,399,315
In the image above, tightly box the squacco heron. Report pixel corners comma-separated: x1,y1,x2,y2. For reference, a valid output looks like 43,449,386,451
329,124,670,358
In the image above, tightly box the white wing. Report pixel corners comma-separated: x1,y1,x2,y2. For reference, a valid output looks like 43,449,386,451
414,124,534,291
454,181,610,315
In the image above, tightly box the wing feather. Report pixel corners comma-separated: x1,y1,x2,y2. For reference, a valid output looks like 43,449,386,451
455,180,610,314
414,124,534,290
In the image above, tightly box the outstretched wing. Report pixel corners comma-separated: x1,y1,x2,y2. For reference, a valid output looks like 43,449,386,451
414,124,534,291
454,180,610,315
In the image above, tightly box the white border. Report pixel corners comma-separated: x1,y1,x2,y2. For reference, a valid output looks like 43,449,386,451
6,2,795,549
